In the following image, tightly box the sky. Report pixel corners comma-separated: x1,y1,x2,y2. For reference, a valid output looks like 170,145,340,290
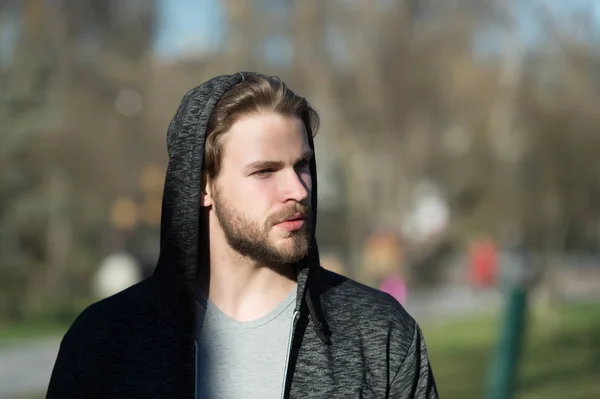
1,0,599,63
153,0,297,65
153,0,600,61
153,0,225,59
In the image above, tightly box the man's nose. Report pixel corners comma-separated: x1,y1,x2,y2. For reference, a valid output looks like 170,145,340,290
281,169,310,203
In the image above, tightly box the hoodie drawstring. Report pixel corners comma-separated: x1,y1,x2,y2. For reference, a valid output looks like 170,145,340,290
305,287,330,345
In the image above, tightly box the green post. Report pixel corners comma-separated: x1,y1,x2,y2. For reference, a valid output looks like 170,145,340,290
487,268,530,399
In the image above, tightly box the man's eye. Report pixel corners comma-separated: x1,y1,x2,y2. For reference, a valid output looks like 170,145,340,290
253,169,273,177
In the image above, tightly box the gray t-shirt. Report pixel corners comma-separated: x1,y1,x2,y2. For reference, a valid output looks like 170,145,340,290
195,288,297,399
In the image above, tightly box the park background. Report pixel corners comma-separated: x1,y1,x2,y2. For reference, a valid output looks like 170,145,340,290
1,1,600,398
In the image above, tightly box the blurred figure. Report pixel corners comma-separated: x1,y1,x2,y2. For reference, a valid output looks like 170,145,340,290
468,235,499,289
92,252,142,300
380,273,408,305
46,72,438,398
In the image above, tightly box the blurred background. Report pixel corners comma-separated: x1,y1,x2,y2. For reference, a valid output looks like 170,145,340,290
1,0,600,398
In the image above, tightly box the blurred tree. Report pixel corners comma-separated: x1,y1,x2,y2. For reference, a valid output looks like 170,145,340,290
283,0,497,279
283,0,599,286
0,0,157,322
0,0,65,319
3,0,600,325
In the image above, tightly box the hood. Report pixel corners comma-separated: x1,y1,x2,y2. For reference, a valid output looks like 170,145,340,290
152,72,326,340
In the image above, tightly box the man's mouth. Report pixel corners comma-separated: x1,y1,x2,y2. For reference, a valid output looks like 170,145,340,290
276,212,307,231
283,212,305,222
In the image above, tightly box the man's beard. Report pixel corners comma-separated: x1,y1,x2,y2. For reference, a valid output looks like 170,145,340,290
212,187,312,266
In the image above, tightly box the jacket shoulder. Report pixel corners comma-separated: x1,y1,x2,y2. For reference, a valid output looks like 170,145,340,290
59,278,155,353
315,266,417,333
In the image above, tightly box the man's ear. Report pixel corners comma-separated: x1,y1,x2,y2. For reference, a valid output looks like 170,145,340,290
200,177,214,207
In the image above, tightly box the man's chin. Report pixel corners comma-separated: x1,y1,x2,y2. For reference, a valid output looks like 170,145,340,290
265,242,308,263
271,233,307,246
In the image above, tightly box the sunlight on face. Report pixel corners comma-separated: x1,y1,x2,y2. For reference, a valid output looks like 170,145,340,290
210,112,313,265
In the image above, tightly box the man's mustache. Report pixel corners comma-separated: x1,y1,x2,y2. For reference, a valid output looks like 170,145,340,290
269,203,311,225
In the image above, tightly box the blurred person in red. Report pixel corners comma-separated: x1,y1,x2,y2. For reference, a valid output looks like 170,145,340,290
468,235,499,289
46,72,438,398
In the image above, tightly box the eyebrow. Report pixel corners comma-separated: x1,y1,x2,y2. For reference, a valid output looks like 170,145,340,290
245,149,313,173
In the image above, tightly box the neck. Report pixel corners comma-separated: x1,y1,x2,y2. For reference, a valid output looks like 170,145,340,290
201,238,297,323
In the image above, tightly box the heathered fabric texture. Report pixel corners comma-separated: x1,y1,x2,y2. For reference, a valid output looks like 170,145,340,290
45,72,439,399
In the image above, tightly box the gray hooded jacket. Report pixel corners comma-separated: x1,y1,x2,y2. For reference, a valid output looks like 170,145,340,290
46,72,439,399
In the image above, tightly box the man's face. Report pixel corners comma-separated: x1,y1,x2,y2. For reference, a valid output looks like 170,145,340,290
206,112,313,265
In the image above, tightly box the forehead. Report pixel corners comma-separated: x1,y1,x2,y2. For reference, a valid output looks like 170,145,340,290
222,113,311,162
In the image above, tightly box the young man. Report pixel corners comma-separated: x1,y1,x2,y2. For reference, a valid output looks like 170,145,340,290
46,72,438,398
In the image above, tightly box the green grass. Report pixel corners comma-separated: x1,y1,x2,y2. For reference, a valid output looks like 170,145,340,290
422,301,600,399
0,298,92,346
0,319,68,346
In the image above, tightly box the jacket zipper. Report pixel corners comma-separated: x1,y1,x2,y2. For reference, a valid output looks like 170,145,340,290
281,310,300,399
194,339,199,398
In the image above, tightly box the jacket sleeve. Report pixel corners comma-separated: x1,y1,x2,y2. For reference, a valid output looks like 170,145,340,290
389,323,439,398
45,337,86,398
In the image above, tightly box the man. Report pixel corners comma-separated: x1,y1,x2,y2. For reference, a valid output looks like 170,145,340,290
46,72,438,398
